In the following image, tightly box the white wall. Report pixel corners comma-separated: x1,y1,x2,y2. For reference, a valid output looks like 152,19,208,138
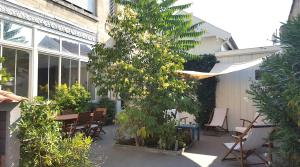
214,46,281,131
2,103,21,167
189,36,224,55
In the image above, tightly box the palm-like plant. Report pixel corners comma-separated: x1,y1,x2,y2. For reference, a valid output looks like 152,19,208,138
115,0,204,59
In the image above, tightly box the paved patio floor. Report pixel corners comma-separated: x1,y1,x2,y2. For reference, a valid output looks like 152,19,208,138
90,126,268,167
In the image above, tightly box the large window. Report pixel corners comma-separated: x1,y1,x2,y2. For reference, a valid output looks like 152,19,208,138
0,20,96,99
62,39,79,55
1,47,30,97
3,21,32,46
61,58,79,87
38,54,59,99
80,61,95,100
37,31,60,52
64,0,96,15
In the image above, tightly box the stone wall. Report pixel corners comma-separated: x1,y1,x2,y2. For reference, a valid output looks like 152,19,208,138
14,0,112,43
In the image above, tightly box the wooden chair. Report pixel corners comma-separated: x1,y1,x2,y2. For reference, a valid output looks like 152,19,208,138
68,112,92,137
235,112,268,134
222,124,275,167
204,108,228,133
95,108,107,133
90,109,107,138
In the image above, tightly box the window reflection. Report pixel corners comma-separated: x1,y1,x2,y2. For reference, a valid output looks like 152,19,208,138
38,54,49,98
62,39,79,55
16,50,29,97
2,48,16,93
38,54,59,99
80,44,92,56
71,60,79,85
3,21,32,45
2,47,29,97
49,56,59,98
37,31,60,51
61,58,71,87
80,62,88,88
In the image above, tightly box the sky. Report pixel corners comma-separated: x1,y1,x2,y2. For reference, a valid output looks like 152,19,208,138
176,0,293,49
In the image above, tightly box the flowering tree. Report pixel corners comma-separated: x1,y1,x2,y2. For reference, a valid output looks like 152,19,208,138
88,0,201,147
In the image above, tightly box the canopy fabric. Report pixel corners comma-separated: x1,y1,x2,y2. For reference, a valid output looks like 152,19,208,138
177,58,263,80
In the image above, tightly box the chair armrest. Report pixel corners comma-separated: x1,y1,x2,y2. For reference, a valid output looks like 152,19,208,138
240,118,251,126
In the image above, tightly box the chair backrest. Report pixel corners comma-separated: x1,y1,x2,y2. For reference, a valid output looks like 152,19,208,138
96,108,107,116
62,109,73,115
93,110,106,122
209,108,228,126
178,112,196,124
243,125,274,150
76,112,92,126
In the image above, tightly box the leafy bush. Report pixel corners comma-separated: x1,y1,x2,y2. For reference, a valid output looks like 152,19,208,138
184,55,218,126
14,97,92,167
98,97,116,125
248,17,300,167
54,83,91,113
116,106,157,146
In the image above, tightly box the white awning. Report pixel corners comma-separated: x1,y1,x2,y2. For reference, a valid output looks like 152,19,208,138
177,58,263,80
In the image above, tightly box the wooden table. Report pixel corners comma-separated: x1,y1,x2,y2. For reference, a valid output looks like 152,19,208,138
55,113,94,121
56,114,78,121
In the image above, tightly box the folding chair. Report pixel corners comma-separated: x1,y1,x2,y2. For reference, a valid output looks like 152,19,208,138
204,108,228,133
222,125,275,167
235,112,268,134
94,108,107,134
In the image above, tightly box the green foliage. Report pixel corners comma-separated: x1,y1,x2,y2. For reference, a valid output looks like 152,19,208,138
116,0,204,59
98,97,116,125
88,0,200,149
248,17,300,167
0,57,13,85
184,55,218,126
59,134,92,167
54,83,91,113
116,106,157,146
157,120,177,150
14,97,92,167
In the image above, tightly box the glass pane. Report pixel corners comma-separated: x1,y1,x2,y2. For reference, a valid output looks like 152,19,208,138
80,62,88,88
2,48,16,93
37,31,60,51
70,60,79,85
49,56,59,99
61,58,70,86
16,50,29,97
3,21,32,46
88,76,95,100
62,39,79,55
80,44,92,56
38,54,49,99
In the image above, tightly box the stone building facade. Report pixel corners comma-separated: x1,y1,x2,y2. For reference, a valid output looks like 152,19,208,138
0,0,114,100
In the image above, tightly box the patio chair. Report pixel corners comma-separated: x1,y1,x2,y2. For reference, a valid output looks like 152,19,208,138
68,112,92,137
235,112,268,134
94,108,107,134
90,108,107,138
222,124,275,167
204,108,228,133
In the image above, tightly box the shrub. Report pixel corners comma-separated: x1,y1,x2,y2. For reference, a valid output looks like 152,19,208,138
14,97,92,167
184,55,218,126
248,17,300,167
98,97,116,125
54,83,91,113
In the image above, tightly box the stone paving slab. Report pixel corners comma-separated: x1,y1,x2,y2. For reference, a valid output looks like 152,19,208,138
90,126,267,167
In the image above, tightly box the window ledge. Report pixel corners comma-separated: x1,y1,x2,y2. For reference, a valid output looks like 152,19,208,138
50,0,99,22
